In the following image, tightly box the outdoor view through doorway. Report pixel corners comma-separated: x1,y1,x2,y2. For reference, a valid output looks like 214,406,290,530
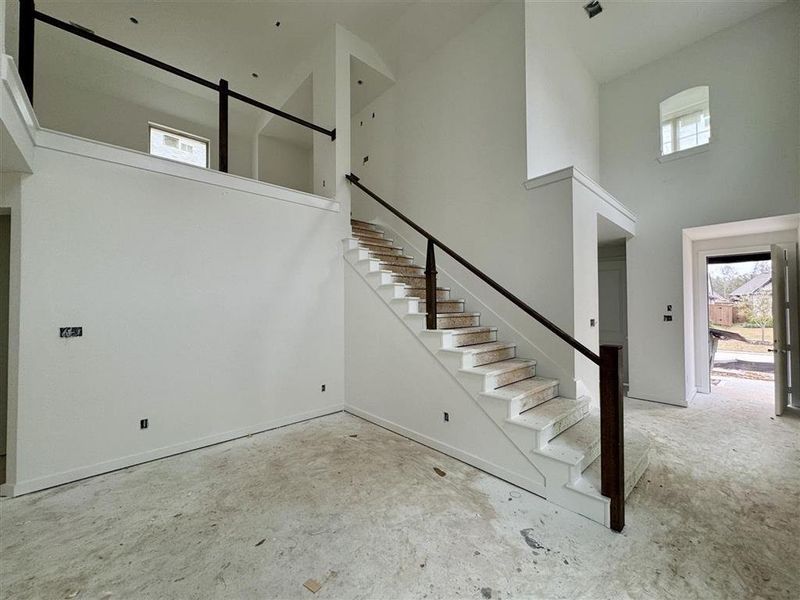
707,253,774,403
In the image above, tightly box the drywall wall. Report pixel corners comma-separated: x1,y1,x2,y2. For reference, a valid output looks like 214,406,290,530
524,2,599,180
600,3,800,405
1,135,344,495
258,136,313,194
344,263,546,492
349,3,621,399
33,72,254,178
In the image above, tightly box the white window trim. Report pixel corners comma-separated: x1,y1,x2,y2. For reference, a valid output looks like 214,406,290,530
657,141,710,163
148,122,211,168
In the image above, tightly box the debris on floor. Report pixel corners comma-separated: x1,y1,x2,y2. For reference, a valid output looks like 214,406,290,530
480,587,492,599
255,538,266,547
520,529,547,551
348,434,358,438
433,467,446,477
303,579,322,594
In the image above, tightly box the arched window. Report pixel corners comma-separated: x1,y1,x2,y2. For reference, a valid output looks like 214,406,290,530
659,86,710,156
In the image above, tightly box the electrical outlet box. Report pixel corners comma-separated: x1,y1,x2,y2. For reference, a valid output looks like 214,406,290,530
663,315,673,322
140,419,148,429
443,412,449,422
59,327,83,338
321,384,326,392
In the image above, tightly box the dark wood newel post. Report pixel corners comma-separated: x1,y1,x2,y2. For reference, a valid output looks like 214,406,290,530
600,344,625,532
425,238,437,330
218,78,229,173
19,0,36,103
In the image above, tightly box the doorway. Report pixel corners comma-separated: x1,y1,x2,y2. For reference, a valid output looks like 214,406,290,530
0,214,9,484
598,241,629,386
706,252,774,405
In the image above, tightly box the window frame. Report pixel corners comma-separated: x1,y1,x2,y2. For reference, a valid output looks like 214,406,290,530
658,87,711,162
148,122,211,169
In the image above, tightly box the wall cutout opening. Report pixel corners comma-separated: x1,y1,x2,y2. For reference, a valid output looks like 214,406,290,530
659,86,710,157
149,124,209,168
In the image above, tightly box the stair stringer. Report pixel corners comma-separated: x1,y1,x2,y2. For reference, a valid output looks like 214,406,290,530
344,255,547,497
344,239,612,526
368,218,582,400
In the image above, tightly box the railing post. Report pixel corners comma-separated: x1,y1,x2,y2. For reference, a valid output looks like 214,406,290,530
218,78,229,173
425,238,437,330
600,344,625,532
19,0,36,104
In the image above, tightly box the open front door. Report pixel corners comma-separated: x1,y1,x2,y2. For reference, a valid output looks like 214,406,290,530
771,243,799,415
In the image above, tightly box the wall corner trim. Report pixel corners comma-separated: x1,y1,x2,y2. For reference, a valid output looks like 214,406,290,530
523,166,637,224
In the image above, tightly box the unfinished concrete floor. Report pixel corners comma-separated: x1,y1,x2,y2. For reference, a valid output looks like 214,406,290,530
1,380,798,599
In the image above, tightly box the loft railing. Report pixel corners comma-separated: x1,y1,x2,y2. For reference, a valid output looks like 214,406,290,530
346,173,626,532
17,0,335,174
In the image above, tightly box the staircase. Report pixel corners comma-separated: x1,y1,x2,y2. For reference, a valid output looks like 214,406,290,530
345,218,651,528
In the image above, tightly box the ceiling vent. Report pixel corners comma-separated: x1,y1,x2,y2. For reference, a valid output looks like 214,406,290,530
583,1,603,19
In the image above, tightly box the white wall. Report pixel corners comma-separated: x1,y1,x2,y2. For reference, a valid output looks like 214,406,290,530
600,3,800,405
344,264,546,491
0,136,345,495
524,2,599,180
258,136,313,194
33,72,254,178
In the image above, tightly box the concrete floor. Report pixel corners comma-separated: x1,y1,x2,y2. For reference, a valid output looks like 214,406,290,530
1,380,798,599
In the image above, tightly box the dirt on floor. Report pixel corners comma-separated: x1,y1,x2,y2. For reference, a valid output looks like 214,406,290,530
1,380,798,599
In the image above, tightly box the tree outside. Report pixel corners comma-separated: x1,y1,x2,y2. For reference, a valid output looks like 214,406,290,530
744,290,773,342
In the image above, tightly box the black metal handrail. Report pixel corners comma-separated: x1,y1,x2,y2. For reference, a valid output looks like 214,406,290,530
18,1,335,172
346,173,625,532
346,173,600,365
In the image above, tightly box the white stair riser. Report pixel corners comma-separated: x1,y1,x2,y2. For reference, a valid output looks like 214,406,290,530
378,284,412,301
367,271,397,286
389,297,420,316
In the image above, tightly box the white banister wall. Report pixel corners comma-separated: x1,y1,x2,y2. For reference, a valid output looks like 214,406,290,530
0,67,346,494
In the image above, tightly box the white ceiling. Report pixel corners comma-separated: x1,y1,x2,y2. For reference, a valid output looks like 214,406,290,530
543,0,784,83
16,0,785,138
31,0,494,106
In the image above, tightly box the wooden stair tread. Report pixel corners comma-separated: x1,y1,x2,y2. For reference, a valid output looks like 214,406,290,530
538,411,600,467
508,396,590,431
483,376,559,401
464,358,536,377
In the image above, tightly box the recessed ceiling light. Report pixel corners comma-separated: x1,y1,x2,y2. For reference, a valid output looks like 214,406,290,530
357,80,363,85
129,16,139,24
251,73,259,78
275,21,281,27
583,1,603,19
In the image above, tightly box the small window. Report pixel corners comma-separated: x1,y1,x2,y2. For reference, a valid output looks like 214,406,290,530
149,124,209,167
659,86,710,157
